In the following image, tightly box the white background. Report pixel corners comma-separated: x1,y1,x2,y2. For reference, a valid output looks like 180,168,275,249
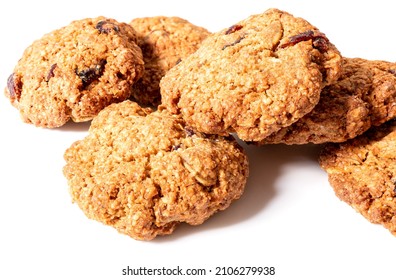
1,1,396,279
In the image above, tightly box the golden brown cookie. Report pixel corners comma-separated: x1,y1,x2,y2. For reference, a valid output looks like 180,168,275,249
63,100,249,241
160,8,342,141
130,16,210,106
319,120,396,236
5,17,144,128
261,58,396,144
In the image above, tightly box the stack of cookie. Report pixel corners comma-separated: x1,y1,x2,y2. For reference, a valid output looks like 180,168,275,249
4,8,396,240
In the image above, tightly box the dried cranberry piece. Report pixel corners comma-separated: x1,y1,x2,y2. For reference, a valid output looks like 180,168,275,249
312,36,329,52
46,63,57,82
278,30,330,52
222,36,245,50
392,178,396,197
96,20,120,34
225,24,243,35
388,69,396,76
185,127,195,137
7,73,22,101
76,60,106,89
171,144,181,151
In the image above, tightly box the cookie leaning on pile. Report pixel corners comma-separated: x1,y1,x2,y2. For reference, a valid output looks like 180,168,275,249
160,8,342,141
319,120,396,236
5,17,144,128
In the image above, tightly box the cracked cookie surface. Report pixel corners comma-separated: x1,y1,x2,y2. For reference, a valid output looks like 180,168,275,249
160,8,342,141
319,120,396,236
63,100,249,240
130,16,210,106
261,58,396,144
5,17,144,128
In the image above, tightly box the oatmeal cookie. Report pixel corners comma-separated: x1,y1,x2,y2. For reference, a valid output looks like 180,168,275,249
130,16,210,106
5,17,144,128
160,8,342,141
63,100,249,241
261,58,396,144
319,120,396,236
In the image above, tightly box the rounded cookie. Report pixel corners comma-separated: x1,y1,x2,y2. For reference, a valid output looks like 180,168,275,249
260,58,396,144
130,16,210,106
319,120,396,236
5,17,144,128
63,100,249,241
160,8,342,141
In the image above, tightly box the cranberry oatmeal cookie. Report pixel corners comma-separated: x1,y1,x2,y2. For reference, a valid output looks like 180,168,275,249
319,120,396,236
160,8,342,141
5,17,144,128
130,16,210,106
261,58,396,144
63,100,249,241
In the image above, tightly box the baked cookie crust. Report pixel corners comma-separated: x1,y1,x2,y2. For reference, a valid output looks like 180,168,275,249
5,17,144,128
160,8,342,141
319,120,396,236
130,16,210,106
63,100,249,240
